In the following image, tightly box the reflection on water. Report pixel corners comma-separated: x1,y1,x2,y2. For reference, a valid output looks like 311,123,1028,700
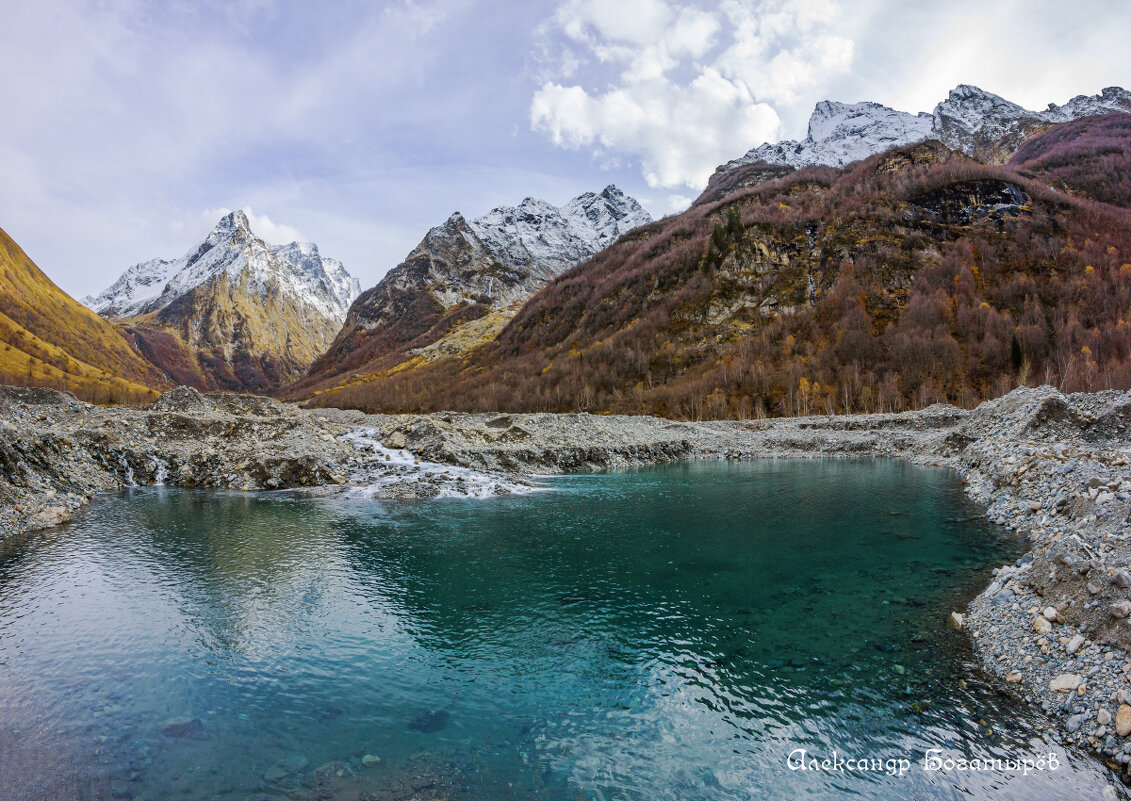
0,459,1122,800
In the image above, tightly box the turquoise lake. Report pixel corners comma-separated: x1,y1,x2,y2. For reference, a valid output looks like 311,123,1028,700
0,459,1122,800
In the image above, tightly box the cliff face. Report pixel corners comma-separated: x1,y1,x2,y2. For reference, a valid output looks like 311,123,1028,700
287,186,651,398
87,211,361,393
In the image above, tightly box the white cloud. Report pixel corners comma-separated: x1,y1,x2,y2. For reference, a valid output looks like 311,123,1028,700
531,0,855,190
666,194,693,213
556,0,677,47
203,207,304,245
532,70,780,189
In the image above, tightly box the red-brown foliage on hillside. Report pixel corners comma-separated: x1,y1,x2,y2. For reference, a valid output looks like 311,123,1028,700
308,135,1131,419
1011,113,1131,207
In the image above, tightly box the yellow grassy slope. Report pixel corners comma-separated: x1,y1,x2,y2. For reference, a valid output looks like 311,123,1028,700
0,226,166,403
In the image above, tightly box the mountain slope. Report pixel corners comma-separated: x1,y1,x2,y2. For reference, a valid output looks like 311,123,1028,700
88,211,361,393
1009,112,1131,207
286,185,651,398
716,85,1131,181
0,227,165,403
303,126,1131,418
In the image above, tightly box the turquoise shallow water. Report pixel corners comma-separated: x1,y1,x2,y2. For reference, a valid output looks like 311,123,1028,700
0,459,1121,800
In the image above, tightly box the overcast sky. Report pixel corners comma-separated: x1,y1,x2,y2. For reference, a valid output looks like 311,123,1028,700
2,0,1129,298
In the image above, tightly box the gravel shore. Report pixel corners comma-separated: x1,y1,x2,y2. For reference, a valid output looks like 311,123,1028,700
2,383,1130,779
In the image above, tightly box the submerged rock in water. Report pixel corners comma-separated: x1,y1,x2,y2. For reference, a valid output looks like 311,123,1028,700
160,717,202,738
264,754,309,782
408,709,450,733
314,760,355,782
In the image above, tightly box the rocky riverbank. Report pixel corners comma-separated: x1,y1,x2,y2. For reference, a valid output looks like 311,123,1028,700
2,382,1130,780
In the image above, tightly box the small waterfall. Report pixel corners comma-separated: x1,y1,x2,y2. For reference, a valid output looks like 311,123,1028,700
150,456,169,486
339,428,539,499
118,454,137,486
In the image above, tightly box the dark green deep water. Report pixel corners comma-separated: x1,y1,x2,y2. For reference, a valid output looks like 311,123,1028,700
0,459,1122,800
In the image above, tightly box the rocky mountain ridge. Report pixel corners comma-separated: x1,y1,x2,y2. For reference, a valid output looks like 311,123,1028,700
287,185,651,397
468,186,652,280
719,84,1131,173
84,210,360,323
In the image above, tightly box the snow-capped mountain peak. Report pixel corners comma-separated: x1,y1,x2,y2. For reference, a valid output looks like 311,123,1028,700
209,209,251,240
84,213,361,323
718,84,1131,175
299,185,652,390
805,100,925,143
930,85,1032,147
271,241,362,309
466,184,651,279
561,185,651,251
721,98,934,172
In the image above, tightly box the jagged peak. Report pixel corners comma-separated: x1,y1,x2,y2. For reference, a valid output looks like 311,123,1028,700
809,98,886,119
207,209,252,242
275,241,320,257
570,185,645,217
424,212,478,248
719,83,1130,175
86,209,358,323
947,84,999,100
936,84,1024,115
805,98,924,143
514,196,558,213
402,186,654,289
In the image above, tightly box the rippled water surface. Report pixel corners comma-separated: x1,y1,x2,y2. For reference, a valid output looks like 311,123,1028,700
0,459,1122,800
